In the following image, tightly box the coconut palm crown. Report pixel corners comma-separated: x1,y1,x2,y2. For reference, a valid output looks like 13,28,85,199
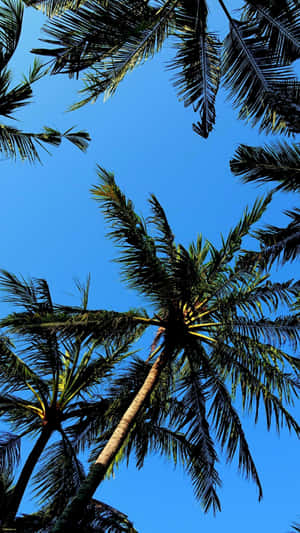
0,272,138,527
20,168,300,530
32,0,300,137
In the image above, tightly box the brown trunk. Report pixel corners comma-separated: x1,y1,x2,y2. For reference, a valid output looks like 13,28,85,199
51,352,167,532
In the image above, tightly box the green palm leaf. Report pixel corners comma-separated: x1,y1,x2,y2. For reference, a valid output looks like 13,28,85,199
92,167,175,305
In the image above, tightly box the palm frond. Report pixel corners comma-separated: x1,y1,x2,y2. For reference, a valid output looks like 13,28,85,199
33,0,157,74
0,0,23,70
232,314,300,351
222,17,300,134
0,432,21,473
243,0,300,65
148,194,176,261
230,142,300,193
91,167,175,305
207,194,272,277
0,125,90,163
34,439,85,514
23,0,88,17
254,209,300,265
0,60,45,118
171,6,221,138
201,350,264,500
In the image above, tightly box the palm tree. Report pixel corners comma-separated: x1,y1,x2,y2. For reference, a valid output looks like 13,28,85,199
0,444,138,532
32,0,300,137
230,141,300,266
0,272,136,527
17,168,300,530
0,0,90,162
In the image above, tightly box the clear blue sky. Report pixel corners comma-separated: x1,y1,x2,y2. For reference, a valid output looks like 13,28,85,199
1,2,299,531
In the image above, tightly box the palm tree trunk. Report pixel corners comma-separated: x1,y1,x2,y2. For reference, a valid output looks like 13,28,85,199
51,352,167,532
5,425,52,524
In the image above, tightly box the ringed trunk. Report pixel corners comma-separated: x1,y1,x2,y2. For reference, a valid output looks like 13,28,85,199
51,352,167,532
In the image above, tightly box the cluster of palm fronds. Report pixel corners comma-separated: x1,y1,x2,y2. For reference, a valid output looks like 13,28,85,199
29,0,300,138
0,0,299,531
0,0,90,162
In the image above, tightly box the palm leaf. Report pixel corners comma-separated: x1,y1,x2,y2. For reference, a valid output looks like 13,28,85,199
243,0,300,64
171,0,221,138
201,348,264,500
0,125,90,163
0,0,23,70
230,142,300,193
206,194,272,278
254,209,300,265
222,17,299,134
0,432,21,473
91,167,175,305
33,0,158,75
23,0,88,17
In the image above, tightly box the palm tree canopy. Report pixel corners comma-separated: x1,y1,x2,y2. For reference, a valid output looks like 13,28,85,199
32,0,300,137
0,0,90,162
22,168,300,516
0,272,139,523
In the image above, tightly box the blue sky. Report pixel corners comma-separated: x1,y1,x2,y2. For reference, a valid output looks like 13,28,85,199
1,2,299,531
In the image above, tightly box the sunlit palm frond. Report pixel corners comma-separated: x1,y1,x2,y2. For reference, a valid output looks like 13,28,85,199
23,0,88,17
92,167,175,305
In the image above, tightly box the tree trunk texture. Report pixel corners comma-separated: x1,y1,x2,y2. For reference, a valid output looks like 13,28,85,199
51,353,167,532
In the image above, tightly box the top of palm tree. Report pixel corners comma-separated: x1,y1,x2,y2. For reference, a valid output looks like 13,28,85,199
0,272,141,520
31,0,300,137
16,167,300,513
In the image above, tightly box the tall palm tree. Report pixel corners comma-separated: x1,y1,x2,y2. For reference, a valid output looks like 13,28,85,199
230,141,300,266
0,272,136,527
0,0,90,162
32,0,300,137
16,168,300,530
